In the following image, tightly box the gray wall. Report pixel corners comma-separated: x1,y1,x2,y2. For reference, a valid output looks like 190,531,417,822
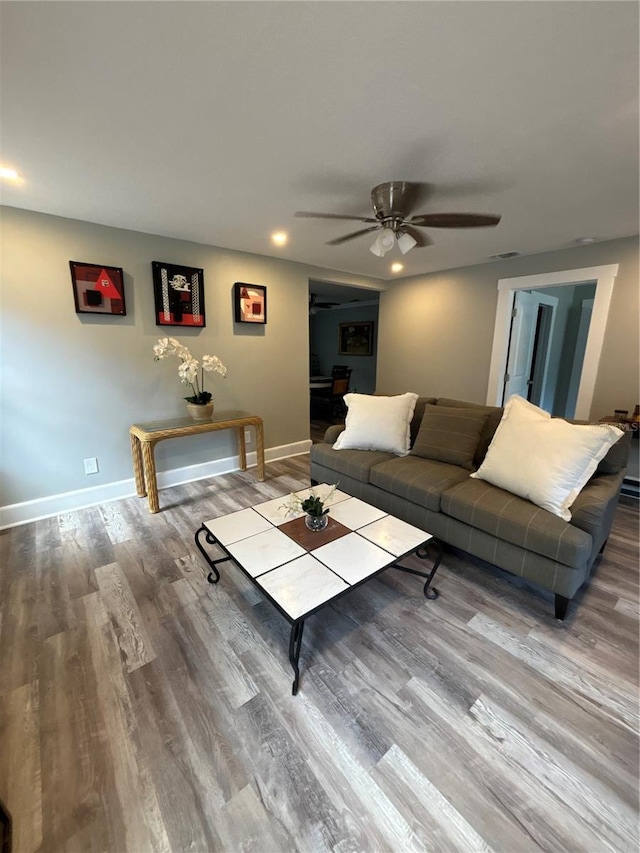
2,206,637,515
310,303,379,394
376,236,639,421
1,206,382,507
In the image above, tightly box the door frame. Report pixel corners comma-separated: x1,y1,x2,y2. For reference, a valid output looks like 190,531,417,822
486,264,618,419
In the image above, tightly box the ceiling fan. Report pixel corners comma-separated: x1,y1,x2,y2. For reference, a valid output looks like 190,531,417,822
309,293,339,314
295,181,501,257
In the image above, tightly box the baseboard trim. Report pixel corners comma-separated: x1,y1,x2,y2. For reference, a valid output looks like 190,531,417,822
0,439,312,529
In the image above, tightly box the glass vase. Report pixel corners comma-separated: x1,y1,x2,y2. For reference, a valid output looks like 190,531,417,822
304,512,329,532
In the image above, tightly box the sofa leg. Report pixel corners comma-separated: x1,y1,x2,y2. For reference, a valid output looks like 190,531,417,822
310,478,319,487
554,594,570,621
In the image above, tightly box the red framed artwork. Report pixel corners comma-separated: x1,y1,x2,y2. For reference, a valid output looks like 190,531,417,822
69,261,126,315
234,282,267,324
152,261,206,327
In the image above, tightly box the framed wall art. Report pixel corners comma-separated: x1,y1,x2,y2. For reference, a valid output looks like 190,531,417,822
152,261,205,327
69,261,126,316
338,321,374,356
234,282,267,324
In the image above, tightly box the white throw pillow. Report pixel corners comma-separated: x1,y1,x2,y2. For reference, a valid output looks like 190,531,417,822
333,393,419,456
470,395,623,520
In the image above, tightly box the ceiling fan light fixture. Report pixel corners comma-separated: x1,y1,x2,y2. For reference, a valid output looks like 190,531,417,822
396,231,417,255
370,228,396,257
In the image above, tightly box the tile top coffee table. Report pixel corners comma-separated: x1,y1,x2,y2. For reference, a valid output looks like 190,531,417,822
194,484,442,695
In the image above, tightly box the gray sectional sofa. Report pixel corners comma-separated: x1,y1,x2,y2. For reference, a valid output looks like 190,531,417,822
310,396,630,619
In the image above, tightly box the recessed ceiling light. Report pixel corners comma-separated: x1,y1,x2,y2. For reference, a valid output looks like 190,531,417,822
271,231,288,247
391,262,404,274
576,237,595,244
0,165,20,181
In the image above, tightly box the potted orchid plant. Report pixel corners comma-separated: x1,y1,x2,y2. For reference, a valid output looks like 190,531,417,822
280,484,338,531
153,337,227,419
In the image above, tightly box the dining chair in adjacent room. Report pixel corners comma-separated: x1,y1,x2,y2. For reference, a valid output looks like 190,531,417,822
316,367,352,419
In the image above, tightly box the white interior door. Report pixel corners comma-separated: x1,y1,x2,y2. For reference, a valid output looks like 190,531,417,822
503,290,538,401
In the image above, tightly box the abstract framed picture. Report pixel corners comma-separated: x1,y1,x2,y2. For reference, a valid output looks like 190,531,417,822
234,282,267,324
152,261,206,327
338,321,374,356
69,261,126,316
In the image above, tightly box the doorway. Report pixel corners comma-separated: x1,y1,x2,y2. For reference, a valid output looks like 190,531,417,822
486,264,618,419
308,280,380,441
503,290,558,407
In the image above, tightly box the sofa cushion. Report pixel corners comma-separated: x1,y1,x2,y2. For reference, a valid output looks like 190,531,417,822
435,398,503,466
441,477,592,568
310,442,396,484
596,428,631,474
370,456,471,512
567,419,631,475
333,392,419,455
411,405,489,469
470,396,623,521
409,396,438,445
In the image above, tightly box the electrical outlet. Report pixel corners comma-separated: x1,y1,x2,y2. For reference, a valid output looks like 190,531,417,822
244,428,252,445
84,457,99,475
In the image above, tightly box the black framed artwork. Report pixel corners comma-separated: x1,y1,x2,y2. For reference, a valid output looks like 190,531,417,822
152,261,206,327
69,261,126,315
234,282,267,324
338,321,374,356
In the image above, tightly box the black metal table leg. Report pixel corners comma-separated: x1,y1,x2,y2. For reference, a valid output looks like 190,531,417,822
288,619,305,695
194,524,232,584
392,539,443,599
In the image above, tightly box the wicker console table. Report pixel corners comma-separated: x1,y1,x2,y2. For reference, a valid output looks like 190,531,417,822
130,410,265,513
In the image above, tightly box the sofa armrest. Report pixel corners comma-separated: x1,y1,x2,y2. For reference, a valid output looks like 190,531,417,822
570,469,625,557
323,424,345,444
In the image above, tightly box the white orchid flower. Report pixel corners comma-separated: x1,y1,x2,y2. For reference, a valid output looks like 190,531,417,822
154,338,226,403
202,354,227,377
178,358,199,384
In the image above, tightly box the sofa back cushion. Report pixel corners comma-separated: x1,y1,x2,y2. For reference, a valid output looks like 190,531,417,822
411,405,489,469
409,397,438,445
435,398,503,467
567,418,632,474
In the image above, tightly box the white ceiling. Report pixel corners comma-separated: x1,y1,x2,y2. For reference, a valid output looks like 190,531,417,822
1,2,638,283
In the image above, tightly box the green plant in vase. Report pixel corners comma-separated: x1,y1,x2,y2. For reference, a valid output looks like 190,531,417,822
281,484,338,531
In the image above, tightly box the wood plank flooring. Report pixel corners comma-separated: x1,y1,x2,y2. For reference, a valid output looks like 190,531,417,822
1,456,638,852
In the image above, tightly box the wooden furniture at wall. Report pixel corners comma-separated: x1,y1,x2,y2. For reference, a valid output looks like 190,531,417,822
130,411,265,513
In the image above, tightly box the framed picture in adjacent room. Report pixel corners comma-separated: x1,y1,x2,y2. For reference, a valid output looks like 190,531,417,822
339,321,374,356
234,282,267,324
152,261,206,327
69,261,126,316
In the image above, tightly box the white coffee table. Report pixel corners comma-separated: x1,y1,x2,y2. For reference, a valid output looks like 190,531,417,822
194,484,442,695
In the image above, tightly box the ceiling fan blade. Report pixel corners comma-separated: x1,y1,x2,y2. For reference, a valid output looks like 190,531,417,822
326,225,381,246
409,213,501,228
401,226,432,248
295,211,378,223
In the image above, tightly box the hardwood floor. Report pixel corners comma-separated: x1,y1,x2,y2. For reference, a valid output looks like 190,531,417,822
1,456,638,852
